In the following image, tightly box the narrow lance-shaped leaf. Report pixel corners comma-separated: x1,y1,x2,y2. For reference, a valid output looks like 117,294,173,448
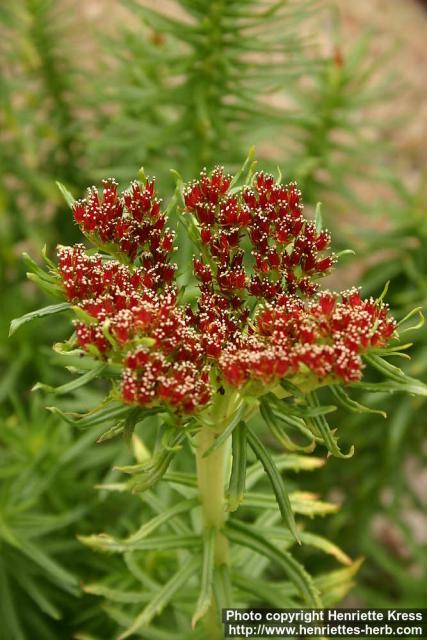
202,404,245,458
83,583,153,604
118,558,200,639
233,570,297,608
260,400,316,453
229,146,256,189
329,384,386,418
79,533,201,555
306,392,354,459
245,454,325,491
246,425,300,543
96,423,125,443
47,403,136,429
364,353,427,396
56,181,75,208
243,491,338,517
117,430,186,493
9,303,71,337
213,564,233,612
397,306,424,334
32,363,107,396
298,532,352,566
227,421,247,512
192,527,216,629
126,497,199,545
225,520,322,607
314,201,322,233
123,408,143,445
314,559,363,607
117,430,185,475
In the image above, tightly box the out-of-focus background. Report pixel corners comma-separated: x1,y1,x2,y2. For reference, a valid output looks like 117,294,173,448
1,1,426,638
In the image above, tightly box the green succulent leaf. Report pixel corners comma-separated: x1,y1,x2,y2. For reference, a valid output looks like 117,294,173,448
56,181,75,208
329,384,386,418
32,364,107,396
225,520,322,607
118,558,199,639
201,405,245,458
227,421,247,512
246,425,300,543
79,533,201,554
9,303,71,337
192,527,216,629
306,392,354,459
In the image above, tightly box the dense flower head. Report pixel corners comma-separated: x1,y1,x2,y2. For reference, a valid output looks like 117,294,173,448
219,289,397,387
72,178,176,284
54,166,398,414
184,167,334,302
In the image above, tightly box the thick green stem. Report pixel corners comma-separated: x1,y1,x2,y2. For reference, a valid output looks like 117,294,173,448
196,423,229,565
195,393,238,639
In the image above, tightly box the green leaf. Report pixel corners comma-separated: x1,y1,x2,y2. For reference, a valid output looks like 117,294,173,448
329,384,386,418
19,540,79,595
225,520,322,607
192,528,216,629
47,403,135,429
13,572,62,620
32,364,107,396
202,405,245,458
314,201,322,233
123,408,142,445
9,303,71,337
364,353,427,396
163,471,197,487
96,423,125,443
306,393,354,459
116,430,185,492
229,146,256,189
314,558,363,606
267,394,337,419
298,532,352,566
263,526,352,565
83,583,153,604
213,564,233,612
56,181,75,208
335,249,356,259
26,272,64,298
246,454,325,490
243,491,338,517
22,252,55,281
125,498,198,545
79,533,201,554
232,572,296,608
397,306,424,334
227,421,247,512
260,401,316,453
0,566,25,640
375,279,390,304
246,425,300,543
118,558,199,639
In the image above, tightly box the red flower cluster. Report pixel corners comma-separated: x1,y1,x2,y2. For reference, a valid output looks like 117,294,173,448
58,244,209,412
54,167,397,414
184,167,334,302
219,290,396,386
58,244,150,301
72,178,176,286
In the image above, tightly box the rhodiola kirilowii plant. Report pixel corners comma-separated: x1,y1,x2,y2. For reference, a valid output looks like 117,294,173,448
12,154,426,638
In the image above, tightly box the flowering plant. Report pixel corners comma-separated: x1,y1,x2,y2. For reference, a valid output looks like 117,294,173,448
12,155,426,638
